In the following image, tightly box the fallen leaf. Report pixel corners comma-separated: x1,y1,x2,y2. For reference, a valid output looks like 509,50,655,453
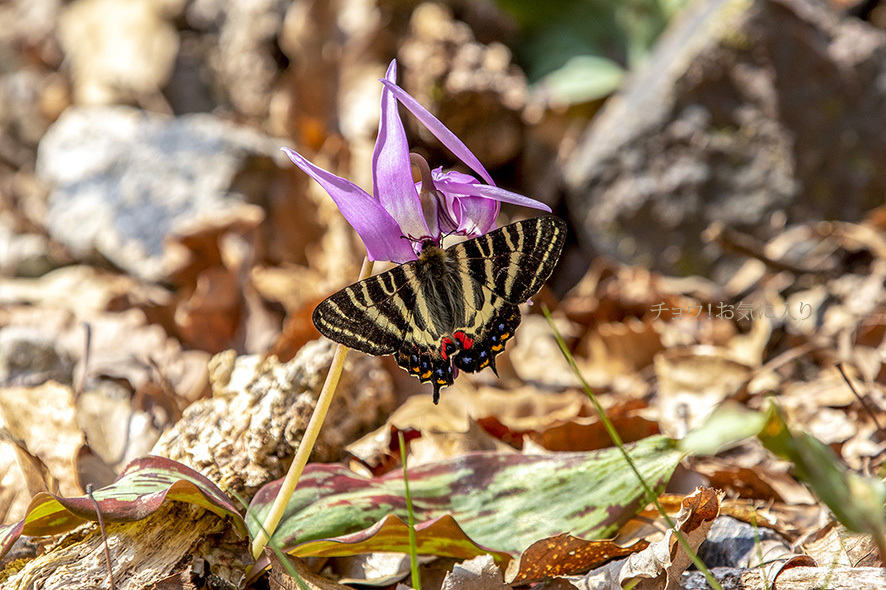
507,534,649,584
250,436,683,562
0,456,247,561
0,382,85,523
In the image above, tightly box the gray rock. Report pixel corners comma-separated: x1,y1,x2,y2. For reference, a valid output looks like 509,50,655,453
563,0,886,276
36,106,286,281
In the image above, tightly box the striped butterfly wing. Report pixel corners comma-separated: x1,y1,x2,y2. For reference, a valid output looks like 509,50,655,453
312,216,567,402
311,263,418,357
441,216,567,377
452,216,567,305
313,261,454,395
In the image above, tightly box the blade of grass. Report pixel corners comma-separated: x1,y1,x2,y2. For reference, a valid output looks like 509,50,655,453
399,431,421,590
541,305,722,590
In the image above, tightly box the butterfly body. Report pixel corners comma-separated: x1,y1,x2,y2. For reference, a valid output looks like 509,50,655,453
313,216,566,402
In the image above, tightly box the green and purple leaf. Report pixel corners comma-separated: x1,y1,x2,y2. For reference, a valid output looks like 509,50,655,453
248,435,682,561
0,456,246,561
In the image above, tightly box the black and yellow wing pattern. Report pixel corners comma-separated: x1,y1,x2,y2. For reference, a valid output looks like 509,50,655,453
312,216,567,402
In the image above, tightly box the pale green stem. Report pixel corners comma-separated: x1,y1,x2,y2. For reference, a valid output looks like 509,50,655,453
251,257,375,561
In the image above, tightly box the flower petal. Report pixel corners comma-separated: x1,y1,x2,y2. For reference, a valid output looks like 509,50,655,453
372,62,430,241
282,148,417,262
450,195,498,236
380,79,496,187
436,179,552,213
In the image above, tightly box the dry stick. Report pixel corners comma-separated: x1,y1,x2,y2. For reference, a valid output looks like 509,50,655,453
704,222,830,276
836,363,884,433
251,257,375,561
87,484,116,590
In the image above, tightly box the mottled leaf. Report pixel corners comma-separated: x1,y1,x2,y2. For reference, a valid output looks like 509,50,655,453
0,456,246,561
249,436,682,560
507,534,649,584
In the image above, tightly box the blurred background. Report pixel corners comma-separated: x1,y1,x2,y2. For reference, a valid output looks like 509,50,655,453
6,0,886,295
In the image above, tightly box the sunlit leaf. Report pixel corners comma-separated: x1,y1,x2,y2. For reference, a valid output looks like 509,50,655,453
249,436,682,561
0,456,246,561
678,401,768,456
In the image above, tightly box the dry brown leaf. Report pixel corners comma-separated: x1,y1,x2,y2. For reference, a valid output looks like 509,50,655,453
175,266,242,353
507,314,580,388
781,365,863,408
345,386,595,470
75,389,161,474
654,346,753,437
507,534,649,584
528,412,659,453
577,488,722,590
689,457,787,502
409,421,516,465
576,318,664,384
802,523,882,568
619,487,722,589
0,382,85,523
0,265,171,313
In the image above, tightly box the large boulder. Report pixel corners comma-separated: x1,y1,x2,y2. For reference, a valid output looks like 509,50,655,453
563,0,886,276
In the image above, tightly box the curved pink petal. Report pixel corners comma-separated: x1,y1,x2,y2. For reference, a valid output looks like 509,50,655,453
372,62,430,241
436,180,552,213
451,195,498,236
379,79,496,187
282,148,417,262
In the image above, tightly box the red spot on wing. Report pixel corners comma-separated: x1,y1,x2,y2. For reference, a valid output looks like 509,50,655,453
440,337,453,360
454,331,474,350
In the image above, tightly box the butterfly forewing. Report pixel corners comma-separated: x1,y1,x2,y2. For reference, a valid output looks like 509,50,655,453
311,263,416,356
451,216,566,304
312,216,567,402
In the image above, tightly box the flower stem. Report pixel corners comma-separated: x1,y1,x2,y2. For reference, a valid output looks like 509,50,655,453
251,257,375,561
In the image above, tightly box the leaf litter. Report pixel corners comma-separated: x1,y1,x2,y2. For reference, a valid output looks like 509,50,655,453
2,2,886,588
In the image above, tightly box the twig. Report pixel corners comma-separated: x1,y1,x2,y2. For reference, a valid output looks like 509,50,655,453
74,323,92,402
704,222,831,276
250,257,374,561
87,484,116,590
836,363,884,433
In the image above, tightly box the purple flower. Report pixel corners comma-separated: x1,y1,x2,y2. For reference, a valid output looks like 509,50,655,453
282,60,550,263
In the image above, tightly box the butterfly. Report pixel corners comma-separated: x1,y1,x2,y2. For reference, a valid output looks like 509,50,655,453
312,216,567,403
